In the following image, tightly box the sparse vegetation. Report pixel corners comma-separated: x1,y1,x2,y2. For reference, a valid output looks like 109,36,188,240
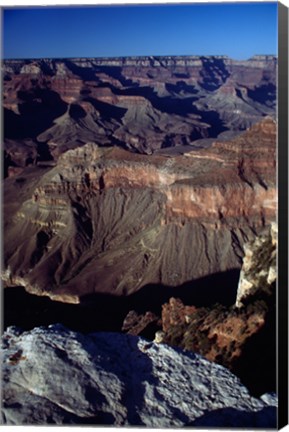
161,280,274,373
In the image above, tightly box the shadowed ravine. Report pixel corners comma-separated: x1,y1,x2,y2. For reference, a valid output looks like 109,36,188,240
3,269,240,334
2,56,277,415
3,266,276,397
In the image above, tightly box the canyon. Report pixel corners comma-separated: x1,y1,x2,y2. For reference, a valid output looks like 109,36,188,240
3,116,276,302
3,55,276,171
157,223,277,395
1,55,277,425
1,223,278,425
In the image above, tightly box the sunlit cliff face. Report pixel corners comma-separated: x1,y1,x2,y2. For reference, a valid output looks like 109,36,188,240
14,117,276,234
28,116,276,224
30,116,276,220
165,184,276,221
3,117,276,302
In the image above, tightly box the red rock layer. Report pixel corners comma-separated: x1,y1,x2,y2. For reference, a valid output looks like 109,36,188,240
3,118,276,302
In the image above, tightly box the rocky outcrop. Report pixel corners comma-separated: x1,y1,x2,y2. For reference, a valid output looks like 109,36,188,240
162,297,197,331
159,225,277,394
2,56,278,421
1,324,277,427
121,310,159,336
235,222,277,307
161,298,269,370
2,117,276,301
3,55,276,174
2,53,276,301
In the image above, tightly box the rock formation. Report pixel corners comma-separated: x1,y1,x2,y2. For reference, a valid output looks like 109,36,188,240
1,55,278,427
2,117,276,302
1,324,277,427
2,55,277,301
121,310,159,337
3,55,276,174
235,222,277,307
159,224,277,394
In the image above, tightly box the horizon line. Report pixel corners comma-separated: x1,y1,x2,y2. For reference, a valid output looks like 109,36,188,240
2,53,278,62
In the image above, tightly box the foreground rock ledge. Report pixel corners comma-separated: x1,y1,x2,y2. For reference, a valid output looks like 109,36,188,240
1,325,276,427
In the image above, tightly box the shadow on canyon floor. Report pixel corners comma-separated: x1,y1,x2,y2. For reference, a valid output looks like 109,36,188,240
3,269,240,334
3,268,277,396
233,295,276,397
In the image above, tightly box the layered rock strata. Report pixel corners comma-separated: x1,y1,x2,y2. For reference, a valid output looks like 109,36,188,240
3,55,276,173
2,118,276,302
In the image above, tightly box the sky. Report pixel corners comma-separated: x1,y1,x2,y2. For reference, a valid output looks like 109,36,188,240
2,1,278,60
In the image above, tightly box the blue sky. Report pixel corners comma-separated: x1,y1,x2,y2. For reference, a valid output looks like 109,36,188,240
2,2,277,60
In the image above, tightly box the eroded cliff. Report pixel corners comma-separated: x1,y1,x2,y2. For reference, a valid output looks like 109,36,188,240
3,117,276,302
3,55,276,174
158,223,277,395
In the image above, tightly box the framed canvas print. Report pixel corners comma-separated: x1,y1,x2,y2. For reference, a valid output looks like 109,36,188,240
1,0,288,429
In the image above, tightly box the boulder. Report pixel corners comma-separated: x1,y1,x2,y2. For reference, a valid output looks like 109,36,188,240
1,324,277,427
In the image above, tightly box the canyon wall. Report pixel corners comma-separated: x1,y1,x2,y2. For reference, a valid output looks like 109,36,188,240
3,117,276,302
2,55,276,303
3,55,276,173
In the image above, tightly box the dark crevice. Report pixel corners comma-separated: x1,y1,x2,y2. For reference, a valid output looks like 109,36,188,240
199,57,230,91
30,231,51,267
247,83,276,106
3,269,240,334
85,97,127,122
36,141,54,162
68,103,86,119
5,89,67,139
94,66,139,87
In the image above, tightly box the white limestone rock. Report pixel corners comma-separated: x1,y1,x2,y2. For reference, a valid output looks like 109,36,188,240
1,324,277,427
235,223,277,308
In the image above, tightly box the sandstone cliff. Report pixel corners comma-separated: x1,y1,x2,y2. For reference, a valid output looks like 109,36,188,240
3,55,276,174
2,118,276,302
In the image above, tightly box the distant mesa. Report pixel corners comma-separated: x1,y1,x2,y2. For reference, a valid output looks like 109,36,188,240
2,54,276,302
3,55,276,168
